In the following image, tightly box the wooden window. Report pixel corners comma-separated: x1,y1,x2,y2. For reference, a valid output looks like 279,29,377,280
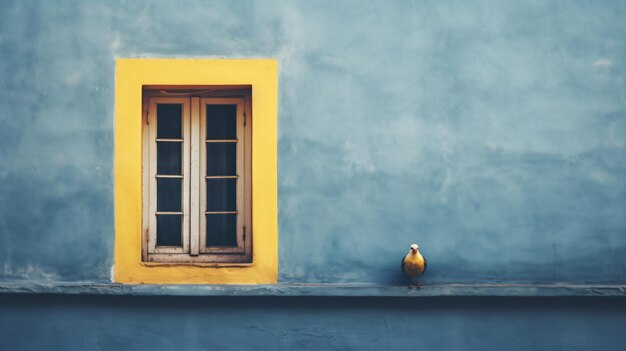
142,88,252,263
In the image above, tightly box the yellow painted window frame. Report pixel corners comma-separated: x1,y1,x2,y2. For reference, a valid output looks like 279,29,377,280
114,59,278,284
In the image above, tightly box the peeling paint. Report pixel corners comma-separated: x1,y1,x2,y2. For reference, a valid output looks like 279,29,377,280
594,59,613,67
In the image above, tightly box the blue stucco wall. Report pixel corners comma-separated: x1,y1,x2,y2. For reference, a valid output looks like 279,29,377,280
2,0,626,349
1,0,624,285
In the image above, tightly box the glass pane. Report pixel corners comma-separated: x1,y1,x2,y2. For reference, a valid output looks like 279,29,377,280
206,178,237,212
157,104,182,139
206,104,237,140
157,142,182,175
206,143,236,176
157,215,182,246
206,214,237,247
157,178,181,212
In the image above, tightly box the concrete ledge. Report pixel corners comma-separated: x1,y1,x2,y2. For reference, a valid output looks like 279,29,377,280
1,282,625,297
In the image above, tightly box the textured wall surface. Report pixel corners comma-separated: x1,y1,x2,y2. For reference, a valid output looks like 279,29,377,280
0,0,625,285
2,295,626,350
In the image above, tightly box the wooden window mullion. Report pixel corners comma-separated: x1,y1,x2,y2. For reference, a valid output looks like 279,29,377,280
235,100,245,253
190,97,200,256
199,99,208,252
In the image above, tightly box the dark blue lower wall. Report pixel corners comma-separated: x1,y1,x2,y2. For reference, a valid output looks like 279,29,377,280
2,296,625,350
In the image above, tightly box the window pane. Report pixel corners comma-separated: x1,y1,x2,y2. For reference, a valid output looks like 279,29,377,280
157,178,181,212
157,215,182,246
157,142,182,175
206,143,236,176
157,104,182,139
206,178,237,212
206,104,236,140
206,214,237,247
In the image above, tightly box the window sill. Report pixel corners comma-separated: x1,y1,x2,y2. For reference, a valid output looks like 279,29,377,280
1,282,625,297
141,262,255,268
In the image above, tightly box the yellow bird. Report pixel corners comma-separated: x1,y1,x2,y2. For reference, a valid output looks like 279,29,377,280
401,243,427,289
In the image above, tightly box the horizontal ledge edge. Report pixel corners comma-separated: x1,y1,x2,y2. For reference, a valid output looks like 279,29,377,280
1,282,625,297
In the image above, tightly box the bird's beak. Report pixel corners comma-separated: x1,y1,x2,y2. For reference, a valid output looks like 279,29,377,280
411,248,417,253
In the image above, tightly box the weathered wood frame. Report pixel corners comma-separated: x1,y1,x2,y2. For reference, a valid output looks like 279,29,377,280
142,91,252,264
